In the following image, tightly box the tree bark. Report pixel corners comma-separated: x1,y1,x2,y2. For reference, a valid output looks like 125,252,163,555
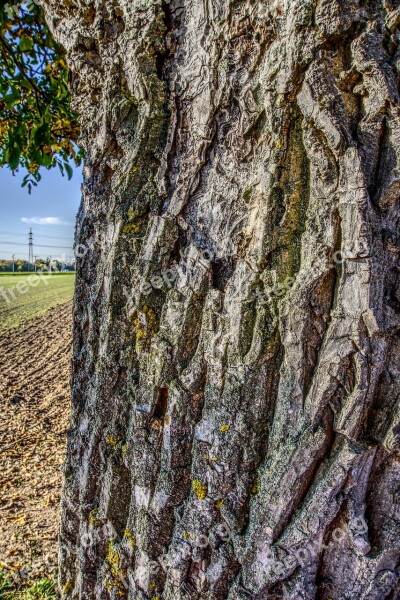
43,1,400,598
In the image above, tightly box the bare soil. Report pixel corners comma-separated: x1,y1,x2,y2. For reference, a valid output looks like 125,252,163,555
0,302,72,583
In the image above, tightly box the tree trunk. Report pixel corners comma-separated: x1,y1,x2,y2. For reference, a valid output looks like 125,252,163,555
43,1,400,598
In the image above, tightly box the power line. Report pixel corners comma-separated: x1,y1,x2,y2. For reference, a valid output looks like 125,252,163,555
0,231,73,241
0,242,30,246
0,241,73,249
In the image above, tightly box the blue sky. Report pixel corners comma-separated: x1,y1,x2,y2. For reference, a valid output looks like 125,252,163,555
0,166,82,261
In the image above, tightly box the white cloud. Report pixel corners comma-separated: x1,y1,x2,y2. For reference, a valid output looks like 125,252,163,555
21,217,70,226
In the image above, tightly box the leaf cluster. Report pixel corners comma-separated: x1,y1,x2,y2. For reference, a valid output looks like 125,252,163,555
0,0,82,191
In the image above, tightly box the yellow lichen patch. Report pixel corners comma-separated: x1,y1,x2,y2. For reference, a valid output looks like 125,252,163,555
220,424,230,432
132,306,158,352
106,435,121,451
144,306,158,334
106,542,120,574
251,479,261,495
121,444,128,459
122,208,145,235
215,499,224,510
212,455,218,462
121,205,147,236
182,532,191,540
105,542,127,593
192,480,208,500
127,209,139,220
104,580,114,592
122,223,141,235
89,508,102,527
124,529,136,548
104,579,126,596
62,581,73,594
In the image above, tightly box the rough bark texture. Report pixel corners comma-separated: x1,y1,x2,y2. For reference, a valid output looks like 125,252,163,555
43,1,400,598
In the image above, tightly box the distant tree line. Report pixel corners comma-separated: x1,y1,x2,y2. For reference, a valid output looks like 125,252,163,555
0,258,75,271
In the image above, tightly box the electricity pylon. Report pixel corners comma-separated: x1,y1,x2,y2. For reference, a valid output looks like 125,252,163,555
28,228,34,271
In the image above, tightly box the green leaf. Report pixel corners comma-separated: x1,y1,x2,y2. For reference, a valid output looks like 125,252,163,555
33,123,49,146
41,153,53,167
4,88,20,108
19,79,35,91
0,2,83,187
64,162,73,180
5,146,20,170
19,36,34,52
